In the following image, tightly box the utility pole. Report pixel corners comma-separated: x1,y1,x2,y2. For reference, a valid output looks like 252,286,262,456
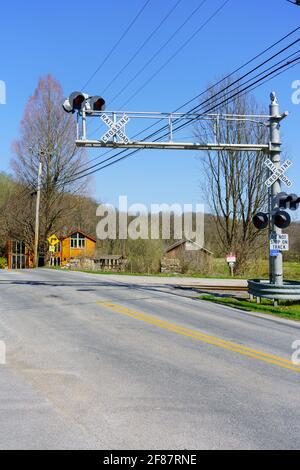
269,92,284,285
34,161,42,268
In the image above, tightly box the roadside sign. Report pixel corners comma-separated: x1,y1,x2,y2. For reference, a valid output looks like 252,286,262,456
226,253,236,263
264,158,293,188
270,233,289,251
270,249,279,257
49,246,55,253
47,234,59,246
100,113,130,144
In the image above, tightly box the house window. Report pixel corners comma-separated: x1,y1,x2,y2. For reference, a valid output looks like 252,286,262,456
70,233,85,249
54,241,61,253
50,256,61,267
11,240,27,269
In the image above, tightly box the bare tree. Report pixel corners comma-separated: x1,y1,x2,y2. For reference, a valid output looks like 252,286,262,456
11,74,88,253
195,78,268,272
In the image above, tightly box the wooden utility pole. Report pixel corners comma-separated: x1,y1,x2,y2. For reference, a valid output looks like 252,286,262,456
34,161,42,268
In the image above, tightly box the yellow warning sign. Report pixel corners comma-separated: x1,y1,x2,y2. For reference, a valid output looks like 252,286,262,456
47,234,59,246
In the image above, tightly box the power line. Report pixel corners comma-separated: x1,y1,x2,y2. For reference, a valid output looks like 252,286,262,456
129,37,300,142
106,0,209,108
119,0,231,109
81,0,151,91
60,53,300,186
101,0,183,96
243,56,300,96
122,54,300,150
82,31,300,173
86,0,182,140
59,26,300,186
67,57,298,188
87,0,227,140
167,37,300,123
86,0,209,139
136,53,300,143
88,23,299,142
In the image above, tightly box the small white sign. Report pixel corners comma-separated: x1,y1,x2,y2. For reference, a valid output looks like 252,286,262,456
264,158,293,188
100,113,130,144
270,233,289,251
226,253,236,263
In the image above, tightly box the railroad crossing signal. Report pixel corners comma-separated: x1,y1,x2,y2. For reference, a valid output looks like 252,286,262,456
47,234,59,246
63,92,87,113
62,92,105,114
264,158,293,188
273,211,291,229
253,190,300,231
100,113,130,144
253,209,291,230
89,96,105,112
252,212,269,230
276,192,300,211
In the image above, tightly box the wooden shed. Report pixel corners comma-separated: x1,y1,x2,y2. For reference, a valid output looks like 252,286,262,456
161,239,213,274
50,230,96,267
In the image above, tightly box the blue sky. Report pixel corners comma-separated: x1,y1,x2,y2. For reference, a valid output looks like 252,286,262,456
0,0,299,211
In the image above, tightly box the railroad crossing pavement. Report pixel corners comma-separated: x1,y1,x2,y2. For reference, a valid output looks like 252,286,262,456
83,273,248,288
70,272,249,297
74,272,249,298
0,268,300,449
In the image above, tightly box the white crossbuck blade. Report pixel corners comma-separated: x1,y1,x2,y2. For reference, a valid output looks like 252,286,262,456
264,158,293,188
100,113,131,144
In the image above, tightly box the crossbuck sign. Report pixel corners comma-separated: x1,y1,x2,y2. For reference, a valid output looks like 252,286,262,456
264,158,293,188
100,113,130,144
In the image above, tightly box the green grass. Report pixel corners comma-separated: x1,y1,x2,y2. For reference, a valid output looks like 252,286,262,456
200,294,300,321
67,268,250,279
72,269,234,278
211,259,300,280
46,259,300,281
283,261,300,280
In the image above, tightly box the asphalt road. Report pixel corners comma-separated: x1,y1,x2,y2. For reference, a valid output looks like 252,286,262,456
0,268,300,450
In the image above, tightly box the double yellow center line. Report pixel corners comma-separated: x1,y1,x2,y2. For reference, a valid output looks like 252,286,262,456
97,301,300,373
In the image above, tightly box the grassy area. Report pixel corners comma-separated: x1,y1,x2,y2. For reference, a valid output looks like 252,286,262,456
200,294,300,321
77,260,300,280
65,268,251,279
211,258,300,280
47,259,300,281
71,269,234,278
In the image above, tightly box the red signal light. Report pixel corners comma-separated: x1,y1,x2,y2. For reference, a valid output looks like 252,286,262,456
252,212,268,230
273,210,291,229
68,91,86,112
89,96,105,111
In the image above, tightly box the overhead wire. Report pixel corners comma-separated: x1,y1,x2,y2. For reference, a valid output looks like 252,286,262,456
119,0,231,109
81,0,151,91
57,21,300,188
88,23,299,143
70,32,300,178
58,52,300,187
106,0,209,108
101,0,183,96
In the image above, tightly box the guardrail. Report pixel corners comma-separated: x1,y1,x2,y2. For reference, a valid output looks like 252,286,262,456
248,279,300,301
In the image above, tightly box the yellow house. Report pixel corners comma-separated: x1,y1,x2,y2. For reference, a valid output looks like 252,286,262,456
51,230,96,267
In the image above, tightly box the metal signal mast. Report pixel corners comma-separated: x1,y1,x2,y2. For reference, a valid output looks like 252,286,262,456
63,91,300,301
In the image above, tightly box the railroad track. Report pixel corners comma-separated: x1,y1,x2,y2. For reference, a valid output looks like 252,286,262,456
176,284,248,292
